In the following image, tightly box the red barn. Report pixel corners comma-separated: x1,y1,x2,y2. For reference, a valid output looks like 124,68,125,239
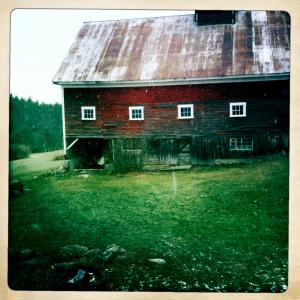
53,11,290,169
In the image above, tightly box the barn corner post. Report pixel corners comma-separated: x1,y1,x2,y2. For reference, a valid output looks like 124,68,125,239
61,86,67,157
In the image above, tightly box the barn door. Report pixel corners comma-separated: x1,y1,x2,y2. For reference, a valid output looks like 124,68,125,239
159,139,177,165
177,139,192,165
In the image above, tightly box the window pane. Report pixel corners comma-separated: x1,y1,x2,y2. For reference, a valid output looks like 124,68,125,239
230,137,253,150
131,108,142,119
231,103,246,117
180,106,191,117
84,109,94,119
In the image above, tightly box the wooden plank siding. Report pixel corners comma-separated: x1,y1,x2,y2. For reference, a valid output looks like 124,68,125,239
66,134,288,167
64,80,289,139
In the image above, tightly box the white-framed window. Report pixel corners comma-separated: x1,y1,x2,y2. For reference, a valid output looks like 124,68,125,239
178,104,194,119
129,106,144,120
229,137,253,151
230,102,246,117
81,106,96,120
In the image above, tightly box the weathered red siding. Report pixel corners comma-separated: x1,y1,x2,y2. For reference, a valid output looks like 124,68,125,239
64,80,289,138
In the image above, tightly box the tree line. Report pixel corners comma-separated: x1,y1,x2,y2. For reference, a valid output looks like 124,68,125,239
9,94,63,160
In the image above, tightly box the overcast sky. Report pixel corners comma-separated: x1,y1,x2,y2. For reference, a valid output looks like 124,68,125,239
10,9,193,104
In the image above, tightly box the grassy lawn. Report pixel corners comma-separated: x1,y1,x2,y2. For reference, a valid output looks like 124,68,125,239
9,155,288,292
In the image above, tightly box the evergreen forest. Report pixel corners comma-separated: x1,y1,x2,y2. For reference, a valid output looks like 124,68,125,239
9,94,63,160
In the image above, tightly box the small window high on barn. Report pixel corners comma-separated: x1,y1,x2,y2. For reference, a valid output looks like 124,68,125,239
178,104,194,119
230,102,246,117
194,10,236,26
81,106,96,120
129,106,144,120
230,138,253,151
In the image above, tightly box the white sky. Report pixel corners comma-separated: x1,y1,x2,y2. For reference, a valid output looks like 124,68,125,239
10,9,193,104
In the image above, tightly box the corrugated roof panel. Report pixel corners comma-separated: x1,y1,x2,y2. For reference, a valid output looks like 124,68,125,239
53,11,290,84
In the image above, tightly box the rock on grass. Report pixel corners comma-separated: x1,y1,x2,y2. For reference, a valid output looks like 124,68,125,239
59,245,89,260
148,258,166,265
102,244,126,262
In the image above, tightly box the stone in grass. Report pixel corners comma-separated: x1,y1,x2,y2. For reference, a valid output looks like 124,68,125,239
53,244,126,272
59,245,89,260
51,261,78,271
8,248,38,263
53,249,103,271
55,168,66,176
16,249,52,267
78,174,89,179
81,249,104,268
68,269,101,286
102,244,126,262
22,256,50,267
10,180,24,195
68,269,86,284
20,249,38,260
84,249,103,261
148,258,166,265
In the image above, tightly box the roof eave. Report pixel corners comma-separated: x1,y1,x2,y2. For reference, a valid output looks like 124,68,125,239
53,73,290,88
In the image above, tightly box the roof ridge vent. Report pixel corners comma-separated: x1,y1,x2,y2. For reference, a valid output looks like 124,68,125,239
194,10,236,26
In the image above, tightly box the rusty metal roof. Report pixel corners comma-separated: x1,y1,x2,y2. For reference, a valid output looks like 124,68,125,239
53,11,290,86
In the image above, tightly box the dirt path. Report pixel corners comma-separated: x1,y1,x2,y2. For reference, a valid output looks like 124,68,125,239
9,150,64,180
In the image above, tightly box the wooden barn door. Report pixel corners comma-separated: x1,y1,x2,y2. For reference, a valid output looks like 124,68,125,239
159,139,177,165
177,139,192,165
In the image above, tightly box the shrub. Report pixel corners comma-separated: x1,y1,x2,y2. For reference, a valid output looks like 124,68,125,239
10,144,31,160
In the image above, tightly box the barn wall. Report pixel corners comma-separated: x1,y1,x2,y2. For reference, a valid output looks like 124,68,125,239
66,134,288,170
118,134,288,164
64,80,289,138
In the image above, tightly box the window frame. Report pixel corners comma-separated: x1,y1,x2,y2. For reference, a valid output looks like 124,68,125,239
129,106,144,121
178,104,194,119
229,102,247,117
81,106,96,120
229,137,253,151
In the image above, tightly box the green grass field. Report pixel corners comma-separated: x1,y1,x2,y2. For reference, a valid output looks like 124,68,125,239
9,153,289,292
